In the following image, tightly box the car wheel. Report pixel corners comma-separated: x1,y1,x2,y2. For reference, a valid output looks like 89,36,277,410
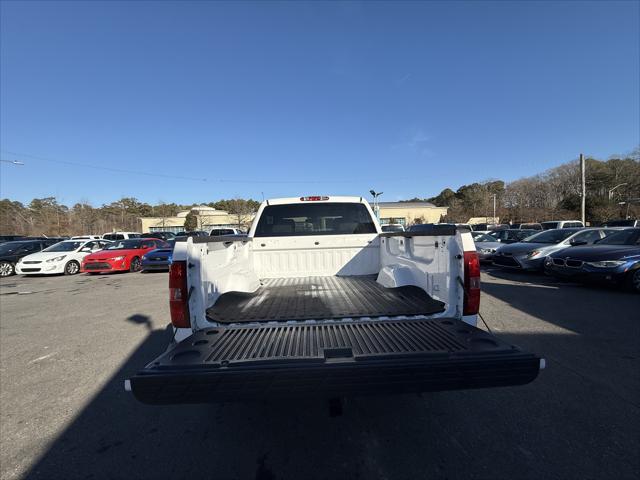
130,257,141,272
64,260,80,275
0,261,15,277
628,269,640,293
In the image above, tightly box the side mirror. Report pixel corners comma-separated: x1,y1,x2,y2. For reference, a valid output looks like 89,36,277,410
80,247,92,252
570,240,587,246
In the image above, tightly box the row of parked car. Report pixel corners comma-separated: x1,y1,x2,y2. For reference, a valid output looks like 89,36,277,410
0,228,250,278
473,227,640,292
0,237,173,277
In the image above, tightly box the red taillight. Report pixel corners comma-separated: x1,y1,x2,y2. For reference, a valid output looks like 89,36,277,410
169,261,190,328
463,251,481,315
299,196,329,201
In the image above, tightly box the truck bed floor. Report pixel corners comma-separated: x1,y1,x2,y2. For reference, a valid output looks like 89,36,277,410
206,275,446,323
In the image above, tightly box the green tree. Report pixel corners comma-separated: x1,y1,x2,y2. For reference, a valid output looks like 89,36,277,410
183,211,198,231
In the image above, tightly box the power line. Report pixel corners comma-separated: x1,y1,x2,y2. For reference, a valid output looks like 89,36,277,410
1,150,207,182
2,149,415,185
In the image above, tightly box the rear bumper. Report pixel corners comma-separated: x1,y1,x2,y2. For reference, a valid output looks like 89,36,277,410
129,318,542,405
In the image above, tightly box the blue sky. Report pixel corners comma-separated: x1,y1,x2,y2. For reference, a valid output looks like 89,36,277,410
1,1,638,206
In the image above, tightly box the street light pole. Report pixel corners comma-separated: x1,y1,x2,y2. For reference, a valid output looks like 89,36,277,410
369,190,383,221
0,159,25,165
608,183,628,201
580,153,586,225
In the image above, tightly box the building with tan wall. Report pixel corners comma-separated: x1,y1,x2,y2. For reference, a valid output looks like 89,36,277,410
376,202,448,226
139,206,255,234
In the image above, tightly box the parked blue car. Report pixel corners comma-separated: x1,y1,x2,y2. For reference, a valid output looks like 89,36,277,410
544,228,640,292
140,240,174,272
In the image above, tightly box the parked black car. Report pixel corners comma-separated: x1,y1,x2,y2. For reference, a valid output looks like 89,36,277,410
0,239,63,277
488,229,539,244
602,219,639,228
143,231,176,241
0,235,29,244
544,228,640,292
509,223,543,230
174,231,209,238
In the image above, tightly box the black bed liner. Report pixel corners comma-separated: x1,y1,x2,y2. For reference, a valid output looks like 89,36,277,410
206,276,446,323
129,318,541,404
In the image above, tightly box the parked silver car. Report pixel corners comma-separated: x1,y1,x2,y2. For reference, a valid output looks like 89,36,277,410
492,228,620,271
475,230,538,262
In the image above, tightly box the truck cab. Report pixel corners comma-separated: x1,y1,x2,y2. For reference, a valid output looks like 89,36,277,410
128,196,542,404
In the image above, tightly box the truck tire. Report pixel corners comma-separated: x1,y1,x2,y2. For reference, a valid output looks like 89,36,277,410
64,260,80,275
130,257,141,272
0,261,15,277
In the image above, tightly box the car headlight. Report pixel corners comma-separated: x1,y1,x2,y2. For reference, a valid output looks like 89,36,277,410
46,255,67,263
141,255,147,261
526,250,542,258
585,260,626,268
110,256,126,261
480,248,495,254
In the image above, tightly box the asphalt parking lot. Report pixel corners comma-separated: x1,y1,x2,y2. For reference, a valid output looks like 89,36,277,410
1,269,638,480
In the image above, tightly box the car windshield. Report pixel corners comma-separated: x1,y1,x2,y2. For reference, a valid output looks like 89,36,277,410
595,229,640,245
0,242,30,255
475,234,495,242
522,229,577,244
104,240,143,250
42,241,84,252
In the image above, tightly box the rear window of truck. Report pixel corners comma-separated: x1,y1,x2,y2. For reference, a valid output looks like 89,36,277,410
254,203,377,237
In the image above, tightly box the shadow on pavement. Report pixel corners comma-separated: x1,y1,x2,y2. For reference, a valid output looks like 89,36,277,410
21,314,640,480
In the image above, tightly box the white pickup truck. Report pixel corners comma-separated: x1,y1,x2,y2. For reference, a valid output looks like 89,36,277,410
128,196,542,404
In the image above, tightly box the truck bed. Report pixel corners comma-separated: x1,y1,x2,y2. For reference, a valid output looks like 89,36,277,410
206,275,446,323
129,318,541,404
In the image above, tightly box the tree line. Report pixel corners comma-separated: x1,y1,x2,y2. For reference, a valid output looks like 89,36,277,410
406,151,639,224
1,151,638,236
0,197,261,236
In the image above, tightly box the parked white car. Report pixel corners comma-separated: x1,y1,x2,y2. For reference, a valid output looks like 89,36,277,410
209,227,245,236
102,232,142,240
16,239,112,275
540,220,584,229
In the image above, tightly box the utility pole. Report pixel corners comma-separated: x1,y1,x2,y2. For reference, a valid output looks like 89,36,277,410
492,194,496,223
580,154,586,225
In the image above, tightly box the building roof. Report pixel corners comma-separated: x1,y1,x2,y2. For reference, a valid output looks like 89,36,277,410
377,201,440,208
176,206,227,218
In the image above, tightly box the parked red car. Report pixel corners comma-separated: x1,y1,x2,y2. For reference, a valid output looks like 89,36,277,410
81,238,170,273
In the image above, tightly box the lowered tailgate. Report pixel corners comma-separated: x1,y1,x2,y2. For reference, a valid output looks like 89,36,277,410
129,318,541,404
